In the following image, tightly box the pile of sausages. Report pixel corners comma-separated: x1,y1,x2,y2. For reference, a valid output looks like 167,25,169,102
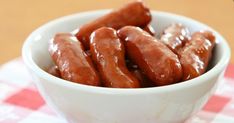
48,1,216,88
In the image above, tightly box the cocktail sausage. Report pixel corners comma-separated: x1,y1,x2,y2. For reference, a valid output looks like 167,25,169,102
90,27,140,88
180,31,216,81
49,33,100,86
160,23,190,54
76,1,151,49
118,26,183,86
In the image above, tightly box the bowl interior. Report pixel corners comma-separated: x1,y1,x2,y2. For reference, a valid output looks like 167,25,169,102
23,10,229,89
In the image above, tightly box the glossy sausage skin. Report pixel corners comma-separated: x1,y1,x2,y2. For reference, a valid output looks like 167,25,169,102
180,31,216,81
47,65,61,78
130,69,154,87
126,58,154,87
76,1,151,49
49,33,100,86
118,26,183,86
143,24,155,36
160,23,190,54
90,27,140,88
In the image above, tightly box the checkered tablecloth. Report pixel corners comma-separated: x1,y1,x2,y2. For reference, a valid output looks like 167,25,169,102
0,58,233,123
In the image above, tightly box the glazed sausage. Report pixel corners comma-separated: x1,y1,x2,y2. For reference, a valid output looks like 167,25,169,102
179,31,216,81
118,26,183,86
85,50,91,57
76,1,151,49
126,58,154,87
130,69,154,88
49,33,100,86
47,65,61,78
160,23,190,54
90,27,140,88
143,24,155,36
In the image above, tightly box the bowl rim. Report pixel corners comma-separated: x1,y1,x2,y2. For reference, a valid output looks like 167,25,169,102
22,10,231,95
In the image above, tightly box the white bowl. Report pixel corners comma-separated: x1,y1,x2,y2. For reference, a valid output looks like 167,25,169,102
22,10,230,123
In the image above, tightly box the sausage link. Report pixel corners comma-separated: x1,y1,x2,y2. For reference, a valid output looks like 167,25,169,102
180,31,216,81
126,58,154,87
49,33,100,86
47,65,61,78
90,27,140,88
118,26,183,86
76,1,151,49
160,23,190,54
143,24,155,36
130,69,154,88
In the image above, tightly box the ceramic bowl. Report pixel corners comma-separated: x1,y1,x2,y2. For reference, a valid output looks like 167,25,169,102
22,10,230,123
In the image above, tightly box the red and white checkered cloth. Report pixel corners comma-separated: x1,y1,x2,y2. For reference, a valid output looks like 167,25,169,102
0,58,233,123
